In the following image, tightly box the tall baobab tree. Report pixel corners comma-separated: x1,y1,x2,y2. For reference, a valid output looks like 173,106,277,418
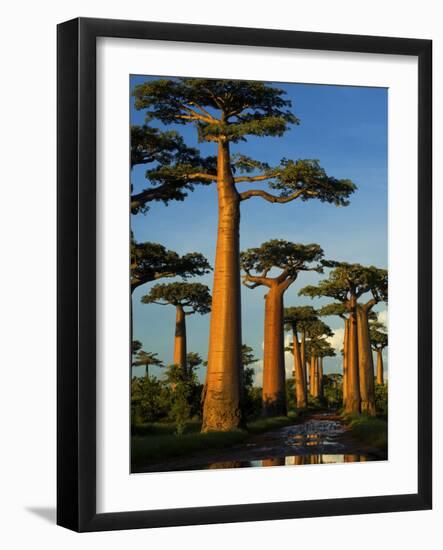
301,263,387,414
132,350,164,378
141,282,211,374
284,306,318,409
133,78,356,431
131,236,211,294
370,320,388,385
240,240,324,416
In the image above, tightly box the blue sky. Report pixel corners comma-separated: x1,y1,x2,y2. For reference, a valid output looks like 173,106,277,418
130,76,388,381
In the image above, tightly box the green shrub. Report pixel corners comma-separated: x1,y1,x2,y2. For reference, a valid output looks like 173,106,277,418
375,383,388,417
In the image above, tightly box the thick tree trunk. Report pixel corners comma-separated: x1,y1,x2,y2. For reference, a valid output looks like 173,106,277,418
345,297,360,414
301,331,308,404
342,318,349,406
262,284,287,416
202,141,242,432
376,349,384,385
173,305,187,374
318,357,324,399
357,306,376,415
292,327,307,409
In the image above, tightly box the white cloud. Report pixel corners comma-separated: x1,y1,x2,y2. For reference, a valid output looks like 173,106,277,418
326,327,345,353
377,309,388,328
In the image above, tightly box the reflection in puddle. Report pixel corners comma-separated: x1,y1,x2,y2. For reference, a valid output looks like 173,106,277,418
205,454,371,469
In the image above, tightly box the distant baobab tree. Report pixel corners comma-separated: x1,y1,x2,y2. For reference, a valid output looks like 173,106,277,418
370,320,388,385
141,282,211,374
301,262,387,415
133,78,356,431
240,240,324,416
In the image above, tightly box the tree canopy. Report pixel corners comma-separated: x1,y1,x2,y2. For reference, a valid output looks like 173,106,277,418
370,320,388,350
141,282,211,315
300,262,388,307
133,78,357,207
131,237,211,293
130,124,216,213
240,240,324,289
284,305,319,332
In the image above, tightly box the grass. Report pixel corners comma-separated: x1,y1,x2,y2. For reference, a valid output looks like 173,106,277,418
132,429,247,466
131,412,300,467
344,414,388,451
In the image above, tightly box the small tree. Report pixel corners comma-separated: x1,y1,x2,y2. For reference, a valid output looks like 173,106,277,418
141,282,211,374
163,364,194,435
370,320,388,385
132,350,164,378
241,240,324,416
186,351,204,376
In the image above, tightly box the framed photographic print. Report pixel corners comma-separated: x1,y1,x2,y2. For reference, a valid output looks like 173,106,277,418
57,17,432,531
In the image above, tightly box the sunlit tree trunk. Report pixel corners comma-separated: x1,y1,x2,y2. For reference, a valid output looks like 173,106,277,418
376,349,384,385
292,325,307,409
318,357,324,399
202,141,242,432
342,318,349,406
309,355,316,397
345,296,360,414
301,331,308,404
262,284,287,416
173,304,187,374
263,457,286,467
357,306,376,416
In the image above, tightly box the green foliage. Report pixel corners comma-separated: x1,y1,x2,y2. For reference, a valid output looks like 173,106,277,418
240,239,324,278
323,374,343,408
284,305,319,332
131,339,142,354
131,236,211,291
186,351,204,375
131,376,170,425
285,377,296,411
370,320,388,351
133,78,356,207
300,262,388,304
132,78,298,143
132,350,164,376
241,344,261,418
130,124,216,213
141,282,211,314
345,415,388,451
375,383,388,417
267,158,356,206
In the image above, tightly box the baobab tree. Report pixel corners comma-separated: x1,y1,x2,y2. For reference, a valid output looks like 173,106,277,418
132,350,164,378
133,78,356,431
141,282,211,374
318,302,350,406
283,306,319,409
303,320,334,399
130,124,215,213
370,320,388,385
240,240,324,416
131,235,211,294
301,263,387,415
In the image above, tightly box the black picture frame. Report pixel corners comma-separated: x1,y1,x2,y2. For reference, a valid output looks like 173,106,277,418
57,17,432,532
